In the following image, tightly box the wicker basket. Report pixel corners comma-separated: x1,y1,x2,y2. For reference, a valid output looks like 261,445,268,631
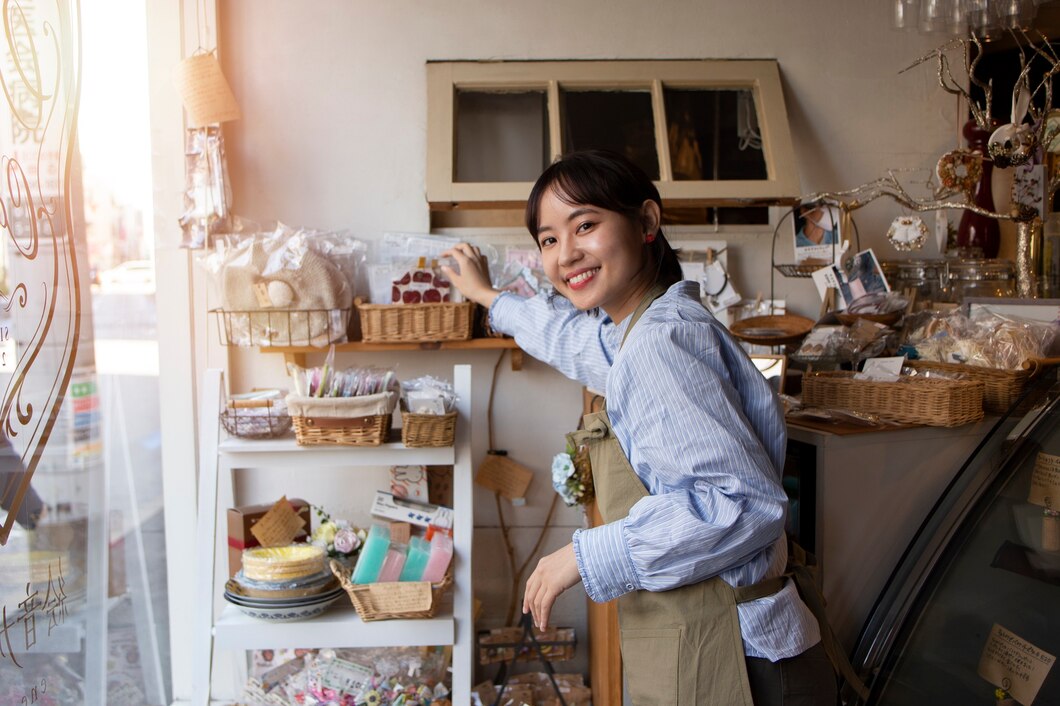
286,392,396,446
400,404,457,448
907,358,1060,414
802,371,984,427
356,298,474,343
329,559,451,621
730,314,815,346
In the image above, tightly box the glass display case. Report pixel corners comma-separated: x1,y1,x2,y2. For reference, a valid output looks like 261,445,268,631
853,372,1060,704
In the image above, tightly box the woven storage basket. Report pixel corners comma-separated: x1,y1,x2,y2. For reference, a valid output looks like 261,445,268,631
329,559,451,621
286,391,396,446
906,359,1040,414
356,298,474,343
400,404,457,448
802,371,984,427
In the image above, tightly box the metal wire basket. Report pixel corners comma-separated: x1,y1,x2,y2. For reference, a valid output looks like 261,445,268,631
210,308,352,348
220,399,292,439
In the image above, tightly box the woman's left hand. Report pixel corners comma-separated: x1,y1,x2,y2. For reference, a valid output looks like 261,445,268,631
523,543,581,630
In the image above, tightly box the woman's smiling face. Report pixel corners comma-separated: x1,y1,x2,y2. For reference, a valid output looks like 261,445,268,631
534,185,659,323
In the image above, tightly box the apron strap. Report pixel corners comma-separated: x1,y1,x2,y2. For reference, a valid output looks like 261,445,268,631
787,541,870,701
618,284,668,350
731,576,786,604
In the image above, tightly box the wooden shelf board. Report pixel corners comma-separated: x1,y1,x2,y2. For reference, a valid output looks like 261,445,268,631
258,338,519,354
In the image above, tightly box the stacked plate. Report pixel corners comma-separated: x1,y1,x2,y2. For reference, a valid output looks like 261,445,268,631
224,567,344,622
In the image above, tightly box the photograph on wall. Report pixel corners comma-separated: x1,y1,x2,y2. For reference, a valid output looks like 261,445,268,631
793,201,843,264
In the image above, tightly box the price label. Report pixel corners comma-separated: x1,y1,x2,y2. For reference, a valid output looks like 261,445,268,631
978,623,1055,705
1029,453,1060,509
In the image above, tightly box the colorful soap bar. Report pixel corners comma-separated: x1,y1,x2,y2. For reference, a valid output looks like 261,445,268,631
399,536,431,582
351,523,390,584
377,543,408,582
420,532,453,583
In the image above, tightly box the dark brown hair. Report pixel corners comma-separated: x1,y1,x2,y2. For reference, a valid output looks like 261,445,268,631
525,149,683,289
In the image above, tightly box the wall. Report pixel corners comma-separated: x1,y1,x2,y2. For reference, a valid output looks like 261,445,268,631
211,0,959,683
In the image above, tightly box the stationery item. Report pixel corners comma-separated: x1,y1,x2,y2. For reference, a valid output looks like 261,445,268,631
421,532,453,583
377,543,408,582
351,523,391,584
370,491,453,529
400,536,431,582
389,465,430,503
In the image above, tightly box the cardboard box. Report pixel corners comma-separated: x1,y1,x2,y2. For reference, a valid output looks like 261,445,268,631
227,498,311,577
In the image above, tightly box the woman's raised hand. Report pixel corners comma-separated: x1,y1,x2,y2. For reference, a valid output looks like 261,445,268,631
439,242,500,308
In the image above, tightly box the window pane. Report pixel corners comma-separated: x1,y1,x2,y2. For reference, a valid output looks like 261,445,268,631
561,90,659,180
455,90,549,182
664,88,768,181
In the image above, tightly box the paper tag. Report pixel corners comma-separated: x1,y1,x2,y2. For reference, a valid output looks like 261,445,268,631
856,356,905,382
250,496,307,548
366,581,433,612
977,624,1055,705
321,658,374,697
252,282,273,308
173,52,241,127
475,454,534,501
1029,453,1060,510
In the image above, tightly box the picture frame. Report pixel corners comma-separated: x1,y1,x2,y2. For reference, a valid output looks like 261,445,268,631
793,201,842,264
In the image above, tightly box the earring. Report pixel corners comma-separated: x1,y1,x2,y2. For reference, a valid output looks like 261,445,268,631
645,232,656,243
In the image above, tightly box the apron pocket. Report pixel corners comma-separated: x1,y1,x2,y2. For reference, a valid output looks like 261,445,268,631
619,627,680,706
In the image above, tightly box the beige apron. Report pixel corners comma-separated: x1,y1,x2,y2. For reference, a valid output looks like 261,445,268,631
566,287,783,706
568,286,869,705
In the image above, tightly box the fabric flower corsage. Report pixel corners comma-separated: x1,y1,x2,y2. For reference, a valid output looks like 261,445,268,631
551,441,594,507
309,506,367,559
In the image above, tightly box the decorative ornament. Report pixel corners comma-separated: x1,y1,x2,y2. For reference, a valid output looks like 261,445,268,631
935,149,982,195
886,215,929,252
988,122,1036,169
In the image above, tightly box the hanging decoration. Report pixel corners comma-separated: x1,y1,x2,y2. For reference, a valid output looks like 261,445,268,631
173,6,241,250
887,215,930,251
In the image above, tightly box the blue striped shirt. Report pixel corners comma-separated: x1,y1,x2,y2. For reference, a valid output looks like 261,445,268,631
490,281,821,660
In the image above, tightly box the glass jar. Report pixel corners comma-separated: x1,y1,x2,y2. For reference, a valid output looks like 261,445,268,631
946,258,1016,301
879,258,947,303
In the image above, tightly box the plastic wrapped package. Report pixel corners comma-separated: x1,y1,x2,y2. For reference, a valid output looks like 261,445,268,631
401,376,456,415
904,308,1057,369
201,224,366,346
179,125,232,249
363,233,500,304
241,544,327,582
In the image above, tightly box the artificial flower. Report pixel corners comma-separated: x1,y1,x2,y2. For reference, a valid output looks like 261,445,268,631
333,527,362,554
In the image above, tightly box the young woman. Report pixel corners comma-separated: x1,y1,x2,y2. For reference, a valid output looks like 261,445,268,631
441,150,837,706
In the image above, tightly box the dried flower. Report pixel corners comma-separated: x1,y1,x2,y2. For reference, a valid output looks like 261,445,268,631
551,442,594,507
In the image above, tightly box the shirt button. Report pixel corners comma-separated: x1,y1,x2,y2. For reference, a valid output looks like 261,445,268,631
625,583,634,590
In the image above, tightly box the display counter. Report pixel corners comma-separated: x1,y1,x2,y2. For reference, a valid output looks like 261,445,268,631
786,417,998,651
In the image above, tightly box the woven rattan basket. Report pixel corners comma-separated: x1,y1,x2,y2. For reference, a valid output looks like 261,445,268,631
400,404,457,448
329,559,451,621
286,392,396,446
802,371,984,427
906,359,1039,414
356,298,474,343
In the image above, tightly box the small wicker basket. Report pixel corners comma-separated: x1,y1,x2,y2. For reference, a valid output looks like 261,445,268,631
802,371,984,427
356,298,474,343
907,357,1060,415
329,559,451,621
286,392,396,446
400,404,457,448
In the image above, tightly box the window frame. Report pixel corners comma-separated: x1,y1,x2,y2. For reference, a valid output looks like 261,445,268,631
427,59,800,209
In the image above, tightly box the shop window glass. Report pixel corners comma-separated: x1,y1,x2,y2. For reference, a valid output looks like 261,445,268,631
455,90,549,182
560,90,660,180
663,88,768,182
0,1,170,703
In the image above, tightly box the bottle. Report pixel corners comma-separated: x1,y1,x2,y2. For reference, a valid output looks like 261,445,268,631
956,119,1001,259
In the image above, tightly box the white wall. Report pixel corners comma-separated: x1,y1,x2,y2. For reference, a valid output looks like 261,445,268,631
210,0,959,683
